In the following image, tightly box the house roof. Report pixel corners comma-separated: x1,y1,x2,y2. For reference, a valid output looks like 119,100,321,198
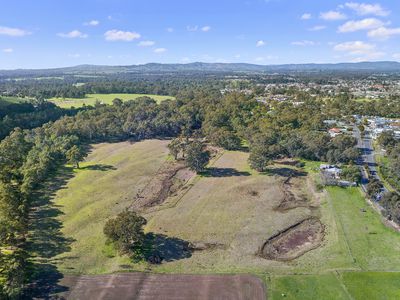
329,128,341,133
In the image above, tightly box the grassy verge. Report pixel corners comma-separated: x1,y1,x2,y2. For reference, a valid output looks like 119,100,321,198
327,186,400,270
376,153,400,193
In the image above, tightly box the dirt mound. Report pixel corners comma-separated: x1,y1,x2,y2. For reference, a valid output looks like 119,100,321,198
131,162,195,211
274,175,310,211
259,217,324,261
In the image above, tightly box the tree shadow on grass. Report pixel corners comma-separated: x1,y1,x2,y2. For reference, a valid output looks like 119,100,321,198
143,233,192,264
80,164,116,171
264,167,307,177
202,167,251,177
25,165,76,298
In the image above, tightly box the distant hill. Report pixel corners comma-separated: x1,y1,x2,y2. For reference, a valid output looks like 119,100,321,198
1,61,400,77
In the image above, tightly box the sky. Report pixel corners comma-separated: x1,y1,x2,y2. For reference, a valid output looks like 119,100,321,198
0,0,399,69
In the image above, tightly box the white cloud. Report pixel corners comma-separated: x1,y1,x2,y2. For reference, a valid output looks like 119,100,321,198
166,27,174,33
201,26,211,32
291,40,316,46
138,40,155,47
338,18,384,33
333,40,384,61
334,41,375,54
2,48,13,53
58,30,88,38
309,25,327,31
234,54,241,59
368,26,400,40
344,2,390,17
256,40,266,47
301,13,312,20
154,47,167,53
187,25,199,32
104,30,140,41
393,53,400,60
84,20,99,26
0,26,31,37
320,11,347,21
68,53,81,58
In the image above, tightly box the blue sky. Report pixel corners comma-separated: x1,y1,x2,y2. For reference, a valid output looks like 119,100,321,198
0,0,399,69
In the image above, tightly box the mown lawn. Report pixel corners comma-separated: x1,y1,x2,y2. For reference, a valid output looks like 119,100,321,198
341,271,400,300
49,93,175,108
327,187,400,271
270,274,350,300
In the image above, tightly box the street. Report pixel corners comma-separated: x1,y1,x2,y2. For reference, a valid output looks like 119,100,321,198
353,125,387,196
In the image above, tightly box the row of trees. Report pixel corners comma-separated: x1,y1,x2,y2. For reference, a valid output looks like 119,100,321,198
376,131,400,222
0,126,85,297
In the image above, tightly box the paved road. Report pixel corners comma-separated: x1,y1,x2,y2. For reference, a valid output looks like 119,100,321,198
353,125,387,196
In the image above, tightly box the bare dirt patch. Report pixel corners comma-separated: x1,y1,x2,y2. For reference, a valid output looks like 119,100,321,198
130,161,195,212
188,241,227,251
259,217,324,261
274,175,310,212
56,273,266,300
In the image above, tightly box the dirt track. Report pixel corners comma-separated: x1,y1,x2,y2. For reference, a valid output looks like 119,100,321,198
56,273,266,300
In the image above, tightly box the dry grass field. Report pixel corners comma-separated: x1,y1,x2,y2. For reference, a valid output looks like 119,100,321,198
145,152,352,275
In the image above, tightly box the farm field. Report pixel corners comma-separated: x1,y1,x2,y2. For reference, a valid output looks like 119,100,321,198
0,96,32,107
56,273,266,300
30,141,400,299
49,93,175,108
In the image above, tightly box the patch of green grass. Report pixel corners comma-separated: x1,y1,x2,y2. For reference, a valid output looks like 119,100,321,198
49,93,175,108
0,96,31,107
327,187,400,270
270,274,350,300
376,152,400,193
341,271,400,300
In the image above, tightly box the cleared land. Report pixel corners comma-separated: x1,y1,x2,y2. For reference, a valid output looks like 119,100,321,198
30,142,400,299
57,273,266,300
49,93,175,108
145,152,329,274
